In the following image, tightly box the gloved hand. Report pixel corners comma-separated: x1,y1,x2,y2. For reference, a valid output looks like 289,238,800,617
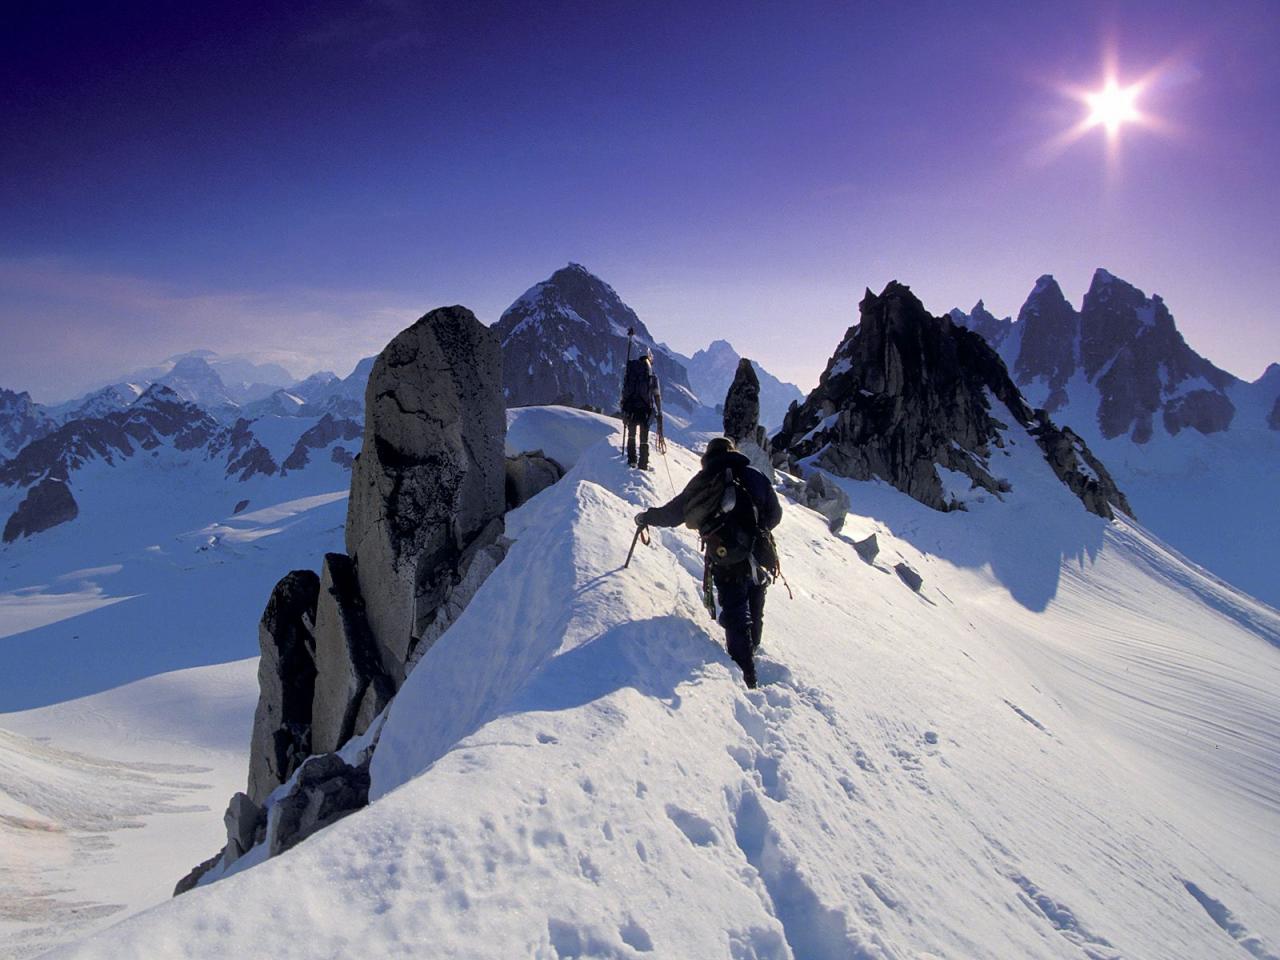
634,511,649,527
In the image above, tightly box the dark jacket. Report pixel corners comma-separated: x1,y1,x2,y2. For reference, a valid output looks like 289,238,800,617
642,450,782,532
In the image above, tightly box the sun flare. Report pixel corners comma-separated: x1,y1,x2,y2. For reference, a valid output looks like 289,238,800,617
1084,78,1141,137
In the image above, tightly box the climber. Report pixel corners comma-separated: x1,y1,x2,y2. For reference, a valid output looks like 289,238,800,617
634,437,782,689
620,350,663,470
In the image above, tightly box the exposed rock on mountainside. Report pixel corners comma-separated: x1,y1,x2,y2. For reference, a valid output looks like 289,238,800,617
0,385,220,488
773,281,1130,519
310,553,394,755
281,415,362,472
2,476,79,542
723,358,761,442
505,451,564,510
1270,395,1280,431
723,358,773,476
179,304,518,894
0,387,56,460
493,263,697,414
955,269,1244,443
247,570,320,806
1013,276,1078,412
683,339,804,429
346,305,507,683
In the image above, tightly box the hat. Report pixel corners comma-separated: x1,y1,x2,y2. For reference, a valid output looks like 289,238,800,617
701,436,736,464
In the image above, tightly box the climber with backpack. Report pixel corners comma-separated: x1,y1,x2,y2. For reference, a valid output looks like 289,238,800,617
619,339,664,471
634,437,783,689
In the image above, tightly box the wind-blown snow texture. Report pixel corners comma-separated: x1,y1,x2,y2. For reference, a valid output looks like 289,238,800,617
40,406,1280,960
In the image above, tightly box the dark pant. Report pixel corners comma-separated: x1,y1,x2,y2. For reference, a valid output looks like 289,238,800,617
714,571,767,685
624,413,650,467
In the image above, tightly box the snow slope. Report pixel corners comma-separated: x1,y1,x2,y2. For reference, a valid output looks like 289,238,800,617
47,408,1279,959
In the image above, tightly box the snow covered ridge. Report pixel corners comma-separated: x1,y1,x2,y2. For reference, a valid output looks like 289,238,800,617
45,408,1280,959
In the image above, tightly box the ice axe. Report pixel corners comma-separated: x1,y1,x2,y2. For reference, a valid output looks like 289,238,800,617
624,522,651,568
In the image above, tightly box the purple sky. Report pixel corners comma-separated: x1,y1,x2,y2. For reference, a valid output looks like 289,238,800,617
2,0,1277,401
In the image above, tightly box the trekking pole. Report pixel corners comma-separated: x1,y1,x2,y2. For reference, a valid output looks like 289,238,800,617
655,415,675,495
624,523,651,568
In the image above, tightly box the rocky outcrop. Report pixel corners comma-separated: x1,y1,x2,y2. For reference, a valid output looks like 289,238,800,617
506,451,564,510
779,470,850,534
267,753,372,857
180,303,514,896
310,553,394,755
345,305,507,684
3,477,78,542
247,571,320,806
493,263,698,414
772,281,1130,521
683,340,804,429
1270,395,1280,431
723,359,760,442
1029,413,1133,519
852,533,879,564
894,563,923,592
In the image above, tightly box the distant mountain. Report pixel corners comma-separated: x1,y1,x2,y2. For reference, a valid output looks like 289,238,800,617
774,281,1129,520
679,339,804,430
0,388,56,461
0,384,361,542
952,268,1280,607
492,263,698,413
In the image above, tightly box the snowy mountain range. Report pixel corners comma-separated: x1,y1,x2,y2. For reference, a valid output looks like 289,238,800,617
2,275,1278,958
950,268,1280,607
11,404,1278,959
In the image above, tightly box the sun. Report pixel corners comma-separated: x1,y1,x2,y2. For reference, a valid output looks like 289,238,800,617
1083,78,1142,138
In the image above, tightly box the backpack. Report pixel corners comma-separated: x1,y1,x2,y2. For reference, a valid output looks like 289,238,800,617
621,358,653,415
684,466,759,567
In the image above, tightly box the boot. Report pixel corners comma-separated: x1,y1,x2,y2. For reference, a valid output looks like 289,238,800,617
638,443,651,471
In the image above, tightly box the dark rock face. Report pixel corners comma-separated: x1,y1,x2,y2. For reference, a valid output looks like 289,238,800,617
233,499,250,514
723,359,761,443
772,281,1130,520
492,263,698,414
505,451,564,510
1081,271,1236,441
3,477,78,542
345,305,507,685
1163,390,1237,437
1013,277,1078,412
282,415,362,472
1027,413,1133,520
266,753,371,857
310,553,394,755
247,571,320,806
1270,395,1280,431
